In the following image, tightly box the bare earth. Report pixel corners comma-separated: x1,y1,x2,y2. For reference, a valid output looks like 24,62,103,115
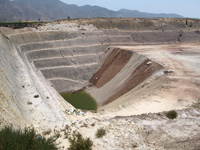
96,43,200,117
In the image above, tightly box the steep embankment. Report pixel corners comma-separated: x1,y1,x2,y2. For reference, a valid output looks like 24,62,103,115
0,31,27,127
0,28,72,129
87,48,164,106
90,48,133,87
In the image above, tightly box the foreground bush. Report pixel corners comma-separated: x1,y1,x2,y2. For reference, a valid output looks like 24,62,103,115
95,128,106,138
166,110,178,119
68,132,93,150
0,126,57,150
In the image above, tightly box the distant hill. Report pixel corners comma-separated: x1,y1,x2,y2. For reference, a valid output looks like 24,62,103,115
0,0,183,22
117,9,183,18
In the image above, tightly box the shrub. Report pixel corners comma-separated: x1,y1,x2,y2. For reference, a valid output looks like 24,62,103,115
95,128,106,138
68,132,93,150
0,126,57,150
34,95,39,98
166,110,178,119
27,101,32,105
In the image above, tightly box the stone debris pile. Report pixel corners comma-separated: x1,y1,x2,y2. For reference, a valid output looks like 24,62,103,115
65,108,85,116
38,23,97,31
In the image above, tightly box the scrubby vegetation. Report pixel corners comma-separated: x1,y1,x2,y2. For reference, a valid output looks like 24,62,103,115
68,132,93,150
0,22,46,29
95,128,106,138
166,110,178,119
0,126,57,150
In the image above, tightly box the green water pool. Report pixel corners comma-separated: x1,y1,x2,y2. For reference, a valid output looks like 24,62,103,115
60,91,97,111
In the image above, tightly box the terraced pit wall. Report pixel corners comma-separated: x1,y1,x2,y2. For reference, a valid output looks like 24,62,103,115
7,29,200,93
1,27,200,126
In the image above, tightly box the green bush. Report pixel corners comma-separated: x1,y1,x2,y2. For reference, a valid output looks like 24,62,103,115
68,132,93,150
0,126,57,150
95,128,106,138
166,110,178,119
34,95,39,98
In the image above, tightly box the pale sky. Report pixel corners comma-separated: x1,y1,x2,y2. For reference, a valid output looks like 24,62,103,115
60,0,200,18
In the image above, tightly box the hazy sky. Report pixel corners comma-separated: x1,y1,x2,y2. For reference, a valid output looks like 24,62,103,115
60,0,200,18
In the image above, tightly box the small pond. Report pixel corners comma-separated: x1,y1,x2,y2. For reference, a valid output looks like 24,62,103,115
60,91,97,111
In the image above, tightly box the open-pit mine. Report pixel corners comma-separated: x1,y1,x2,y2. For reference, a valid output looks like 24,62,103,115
0,18,200,149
